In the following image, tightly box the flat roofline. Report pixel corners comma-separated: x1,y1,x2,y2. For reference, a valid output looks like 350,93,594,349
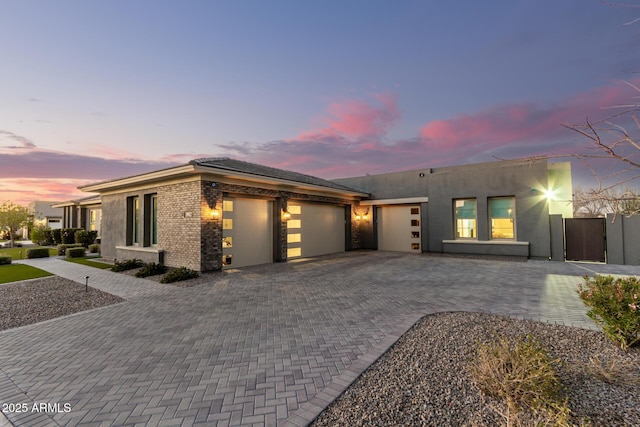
360,197,429,206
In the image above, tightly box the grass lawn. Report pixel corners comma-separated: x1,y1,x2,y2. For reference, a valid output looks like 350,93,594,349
0,246,58,260
64,257,112,269
0,264,53,284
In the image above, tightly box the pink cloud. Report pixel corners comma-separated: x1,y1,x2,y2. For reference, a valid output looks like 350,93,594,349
295,92,400,140
420,78,640,158
216,80,640,181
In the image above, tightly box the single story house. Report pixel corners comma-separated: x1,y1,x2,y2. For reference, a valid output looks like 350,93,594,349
52,195,102,238
69,157,572,271
29,201,63,230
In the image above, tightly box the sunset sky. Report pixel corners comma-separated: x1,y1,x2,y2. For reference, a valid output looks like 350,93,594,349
1,1,639,206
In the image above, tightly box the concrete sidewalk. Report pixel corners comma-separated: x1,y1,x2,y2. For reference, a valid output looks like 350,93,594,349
1,253,638,426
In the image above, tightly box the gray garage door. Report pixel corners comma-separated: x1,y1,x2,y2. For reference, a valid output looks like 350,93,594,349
287,202,345,258
377,205,422,252
222,198,273,268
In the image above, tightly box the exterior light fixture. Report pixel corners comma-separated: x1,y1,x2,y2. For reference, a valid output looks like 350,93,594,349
543,188,557,201
210,209,220,218
282,210,291,220
354,208,369,222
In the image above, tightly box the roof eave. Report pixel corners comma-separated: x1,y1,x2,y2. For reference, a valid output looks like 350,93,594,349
192,165,369,198
79,164,196,193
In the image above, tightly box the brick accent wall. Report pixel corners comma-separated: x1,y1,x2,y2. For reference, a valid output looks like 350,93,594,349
201,181,223,271
157,180,203,271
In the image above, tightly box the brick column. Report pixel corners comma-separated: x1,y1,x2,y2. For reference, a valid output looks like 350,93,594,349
201,181,223,271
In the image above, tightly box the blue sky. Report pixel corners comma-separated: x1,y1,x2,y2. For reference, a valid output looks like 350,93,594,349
1,1,639,204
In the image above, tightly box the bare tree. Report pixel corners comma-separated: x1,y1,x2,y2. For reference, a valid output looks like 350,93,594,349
559,2,640,216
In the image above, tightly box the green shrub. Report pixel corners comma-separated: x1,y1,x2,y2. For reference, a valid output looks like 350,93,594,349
135,262,167,278
52,228,62,245
111,258,144,272
30,225,51,246
88,243,101,254
61,228,83,244
57,243,84,256
43,228,55,246
161,267,199,283
0,255,11,265
75,229,98,247
578,275,640,350
26,248,51,259
65,247,86,258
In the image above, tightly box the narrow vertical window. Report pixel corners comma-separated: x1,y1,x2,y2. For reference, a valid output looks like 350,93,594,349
490,197,515,239
455,199,477,239
151,195,158,245
90,210,96,231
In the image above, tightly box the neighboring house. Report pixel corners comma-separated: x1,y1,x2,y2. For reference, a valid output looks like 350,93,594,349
334,159,573,259
74,157,573,271
29,201,63,230
52,195,102,238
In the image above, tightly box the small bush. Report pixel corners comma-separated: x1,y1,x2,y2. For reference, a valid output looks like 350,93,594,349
88,243,101,254
43,228,55,246
75,229,98,247
135,262,167,278
111,258,144,272
52,229,62,245
30,225,51,246
61,228,83,244
0,255,11,265
470,335,568,424
578,275,640,350
161,267,199,283
65,247,86,258
26,248,51,259
57,243,84,256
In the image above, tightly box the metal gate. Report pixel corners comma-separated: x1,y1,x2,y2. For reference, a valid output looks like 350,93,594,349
565,218,606,262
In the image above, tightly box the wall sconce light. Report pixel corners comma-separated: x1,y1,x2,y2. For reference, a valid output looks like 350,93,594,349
354,208,369,222
210,209,220,218
282,210,291,221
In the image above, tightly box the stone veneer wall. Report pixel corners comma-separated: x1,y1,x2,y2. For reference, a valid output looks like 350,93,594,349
157,180,204,271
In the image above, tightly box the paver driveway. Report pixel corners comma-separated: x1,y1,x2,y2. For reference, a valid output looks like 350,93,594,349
2,251,639,426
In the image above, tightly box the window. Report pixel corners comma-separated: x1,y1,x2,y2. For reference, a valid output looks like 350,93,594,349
90,210,97,231
455,199,476,239
151,195,158,245
127,196,140,245
223,200,234,212
490,197,515,239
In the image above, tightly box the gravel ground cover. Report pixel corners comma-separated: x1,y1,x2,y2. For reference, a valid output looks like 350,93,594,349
312,312,640,427
0,276,124,331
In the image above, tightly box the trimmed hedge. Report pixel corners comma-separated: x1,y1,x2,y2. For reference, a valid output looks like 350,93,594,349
65,247,86,258
75,230,98,247
88,244,101,254
135,262,167,278
26,248,51,259
0,255,11,265
57,243,84,256
161,267,199,283
111,258,144,272
61,228,83,244
52,229,62,245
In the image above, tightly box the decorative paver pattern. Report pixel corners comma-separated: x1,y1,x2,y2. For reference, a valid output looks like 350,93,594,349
2,252,638,426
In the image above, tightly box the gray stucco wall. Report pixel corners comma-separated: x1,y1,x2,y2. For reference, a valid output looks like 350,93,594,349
606,214,640,265
335,159,554,259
